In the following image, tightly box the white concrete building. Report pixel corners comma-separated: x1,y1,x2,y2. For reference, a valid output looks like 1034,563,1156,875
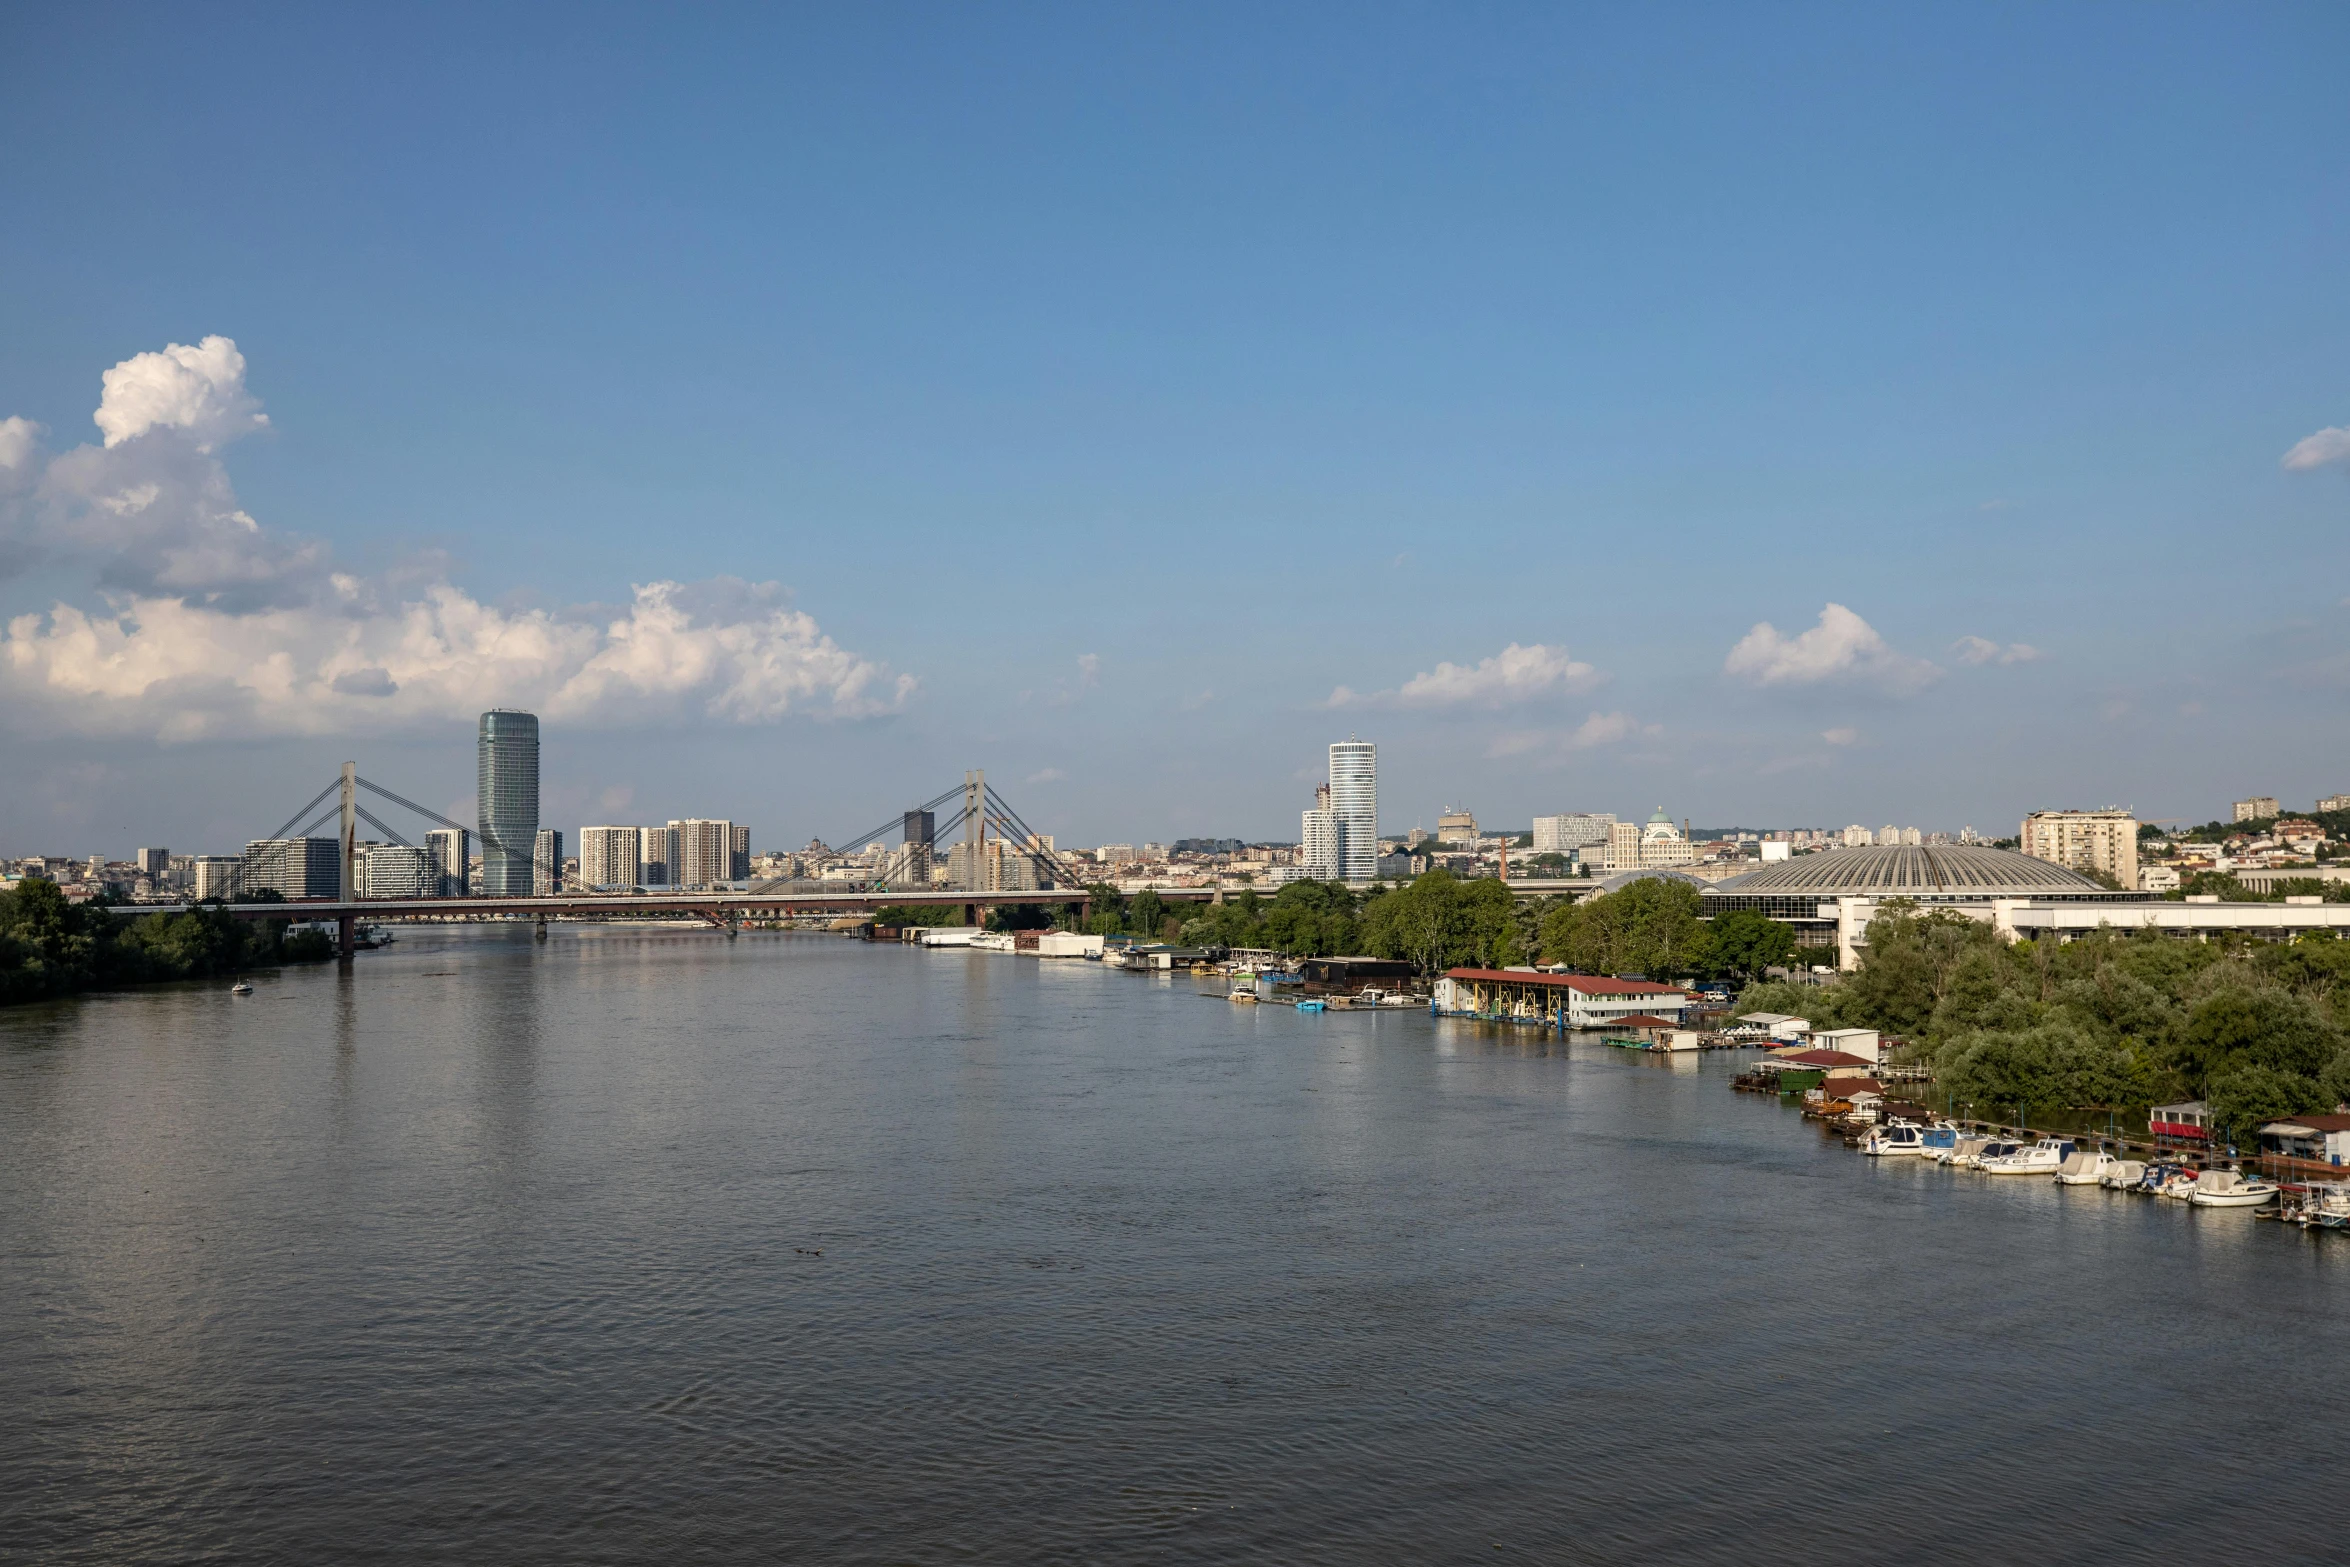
1533,813,1616,854
2020,807,2138,890
1842,824,1873,847
2234,796,2280,822
579,826,642,890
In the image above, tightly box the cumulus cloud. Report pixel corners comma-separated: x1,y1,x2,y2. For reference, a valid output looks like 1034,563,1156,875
0,338,913,742
0,416,41,475
1951,635,2042,666
1723,604,1938,696
1329,643,1600,710
93,336,269,450
2282,425,2350,473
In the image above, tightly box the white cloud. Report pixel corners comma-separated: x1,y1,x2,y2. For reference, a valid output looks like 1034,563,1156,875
1486,710,1657,760
93,336,269,450
2282,425,2350,473
1724,604,1938,696
1,578,912,742
1329,643,1601,710
1951,635,2043,666
0,337,913,741
0,416,41,475
1026,767,1067,784
1822,726,1857,745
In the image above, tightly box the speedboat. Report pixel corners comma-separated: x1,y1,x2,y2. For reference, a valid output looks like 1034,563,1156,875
2099,1159,2148,1191
2187,1169,2280,1208
1863,1123,1924,1157
2056,1150,2120,1186
229,978,253,995
1981,1138,2073,1176
1961,1138,2021,1170
1295,999,1326,1013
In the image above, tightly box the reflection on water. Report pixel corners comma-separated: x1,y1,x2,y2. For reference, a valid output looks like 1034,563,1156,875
2,928,2344,1566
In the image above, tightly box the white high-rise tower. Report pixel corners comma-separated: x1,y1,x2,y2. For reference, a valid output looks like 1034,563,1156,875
1328,739,1377,885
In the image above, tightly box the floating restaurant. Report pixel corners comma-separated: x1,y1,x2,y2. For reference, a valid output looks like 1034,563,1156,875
1433,969,1688,1027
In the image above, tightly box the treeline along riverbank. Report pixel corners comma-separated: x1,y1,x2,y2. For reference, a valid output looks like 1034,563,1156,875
0,879,335,1006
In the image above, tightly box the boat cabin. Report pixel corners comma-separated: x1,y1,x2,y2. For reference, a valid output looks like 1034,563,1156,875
2150,1100,2212,1145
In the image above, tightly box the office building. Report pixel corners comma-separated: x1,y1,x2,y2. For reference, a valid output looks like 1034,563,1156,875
534,828,563,895
1436,807,1478,846
357,843,435,898
136,847,170,880
1328,739,1377,885
192,855,239,901
1602,820,1644,870
240,837,340,900
477,709,540,897
425,827,470,896
2234,796,2280,822
731,823,751,881
1532,813,1615,855
579,826,643,890
2020,808,2138,890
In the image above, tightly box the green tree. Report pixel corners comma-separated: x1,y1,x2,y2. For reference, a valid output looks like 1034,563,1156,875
2205,1064,2331,1148
1707,909,1796,982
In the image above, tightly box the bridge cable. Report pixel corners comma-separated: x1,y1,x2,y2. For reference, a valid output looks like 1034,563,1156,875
263,781,342,843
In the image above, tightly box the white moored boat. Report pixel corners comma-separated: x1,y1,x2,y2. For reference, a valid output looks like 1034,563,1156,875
2099,1159,2147,1190
1981,1138,2073,1176
2055,1150,2119,1186
2186,1169,2280,1208
1863,1123,1924,1156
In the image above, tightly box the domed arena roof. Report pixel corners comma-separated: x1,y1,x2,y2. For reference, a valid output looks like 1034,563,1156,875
1707,844,2109,898
1590,866,1708,896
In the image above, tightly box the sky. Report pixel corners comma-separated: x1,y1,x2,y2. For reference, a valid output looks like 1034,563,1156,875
3,2,2347,855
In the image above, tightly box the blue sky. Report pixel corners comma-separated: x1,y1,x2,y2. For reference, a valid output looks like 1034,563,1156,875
3,3,2347,854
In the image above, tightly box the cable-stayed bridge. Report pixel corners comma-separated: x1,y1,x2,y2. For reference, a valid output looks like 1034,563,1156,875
155,764,1206,955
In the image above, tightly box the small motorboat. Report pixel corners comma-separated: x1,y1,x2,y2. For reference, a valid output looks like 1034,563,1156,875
2187,1169,2280,1208
2099,1159,2148,1191
1917,1125,1961,1161
229,978,254,995
2311,1186,2350,1230
1981,1138,2073,1176
2055,1150,2120,1186
1295,999,1327,1013
1960,1138,2021,1170
2156,1167,2204,1200
1863,1123,1924,1157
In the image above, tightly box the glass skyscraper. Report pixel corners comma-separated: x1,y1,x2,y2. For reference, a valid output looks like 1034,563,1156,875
1328,739,1377,885
477,709,540,897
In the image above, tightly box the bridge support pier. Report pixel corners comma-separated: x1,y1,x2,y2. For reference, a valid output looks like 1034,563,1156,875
534,914,548,942
964,902,980,928
337,912,356,963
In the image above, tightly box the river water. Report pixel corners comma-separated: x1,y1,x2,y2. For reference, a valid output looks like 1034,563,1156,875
2,928,2343,1564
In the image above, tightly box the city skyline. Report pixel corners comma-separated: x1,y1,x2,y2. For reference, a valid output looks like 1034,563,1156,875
4,8,2348,852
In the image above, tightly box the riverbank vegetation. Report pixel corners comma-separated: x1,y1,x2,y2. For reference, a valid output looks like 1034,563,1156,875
0,879,335,1005
1734,904,2350,1143
1073,872,1801,983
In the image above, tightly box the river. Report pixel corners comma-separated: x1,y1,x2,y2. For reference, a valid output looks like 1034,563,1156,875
2,927,2343,1564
